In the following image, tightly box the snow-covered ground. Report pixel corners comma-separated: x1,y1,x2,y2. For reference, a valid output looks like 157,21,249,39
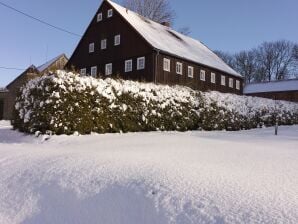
0,120,298,224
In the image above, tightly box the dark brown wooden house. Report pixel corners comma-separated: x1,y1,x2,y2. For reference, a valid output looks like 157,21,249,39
66,0,243,94
0,54,68,120
244,79,298,103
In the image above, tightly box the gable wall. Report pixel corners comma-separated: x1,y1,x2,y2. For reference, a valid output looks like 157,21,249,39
67,1,154,82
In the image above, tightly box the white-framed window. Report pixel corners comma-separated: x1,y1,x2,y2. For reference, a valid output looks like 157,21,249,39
211,72,216,84
80,68,86,76
236,80,240,90
107,9,113,18
89,43,94,53
105,63,112,76
91,66,97,77
229,78,234,88
221,75,226,86
163,58,171,72
101,39,107,50
125,59,132,72
97,13,102,22
200,70,206,81
188,66,194,78
137,57,145,70
176,62,183,75
114,34,120,46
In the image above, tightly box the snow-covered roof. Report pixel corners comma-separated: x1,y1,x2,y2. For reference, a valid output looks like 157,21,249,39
244,79,298,94
107,0,242,78
37,54,66,73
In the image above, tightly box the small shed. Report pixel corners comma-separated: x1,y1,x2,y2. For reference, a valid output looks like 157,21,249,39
244,79,298,102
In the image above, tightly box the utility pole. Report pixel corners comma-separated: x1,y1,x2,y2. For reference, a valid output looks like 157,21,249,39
274,96,278,136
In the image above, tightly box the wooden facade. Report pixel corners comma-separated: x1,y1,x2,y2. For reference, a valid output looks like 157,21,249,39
245,91,298,103
66,0,243,94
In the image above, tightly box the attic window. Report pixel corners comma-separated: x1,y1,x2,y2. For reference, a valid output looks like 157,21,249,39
107,9,113,18
114,34,120,46
89,43,94,53
101,39,107,50
97,13,102,22
167,30,183,41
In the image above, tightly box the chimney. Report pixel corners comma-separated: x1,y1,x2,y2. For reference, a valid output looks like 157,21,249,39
161,21,170,27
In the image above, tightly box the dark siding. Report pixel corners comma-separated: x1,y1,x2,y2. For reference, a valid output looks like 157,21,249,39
155,52,243,94
0,99,3,120
246,91,298,103
67,1,154,82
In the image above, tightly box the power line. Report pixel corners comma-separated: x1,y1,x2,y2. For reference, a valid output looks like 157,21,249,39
0,1,82,37
0,66,25,71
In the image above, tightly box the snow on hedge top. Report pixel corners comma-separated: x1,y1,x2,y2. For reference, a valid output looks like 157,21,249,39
107,0,242,78
244,79,298,94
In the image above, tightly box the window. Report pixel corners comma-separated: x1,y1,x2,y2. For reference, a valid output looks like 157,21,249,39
229,78,234,88
114,35,120,46
221,75,226,86
101,39,107,50
137,57,145,70
105,63,112,75
97,13,102,22
188,66,194,78
80,68,86,76
89,43,94,53
211,72,216,84
107,9,113,18
236,80,240,90
176,62,183,75
91,66,97,77
163,58,171,72
200,70,206,81
125,59,132,72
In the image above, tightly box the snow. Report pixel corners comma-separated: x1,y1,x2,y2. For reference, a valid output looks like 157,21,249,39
244,79,298,94
1,120,298,224
106,0,242,78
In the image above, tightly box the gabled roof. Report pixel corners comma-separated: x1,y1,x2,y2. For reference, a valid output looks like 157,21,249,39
106,0,242,78
6,65,40,89
37,54,67,73
244,79,298,94
6,54,67,89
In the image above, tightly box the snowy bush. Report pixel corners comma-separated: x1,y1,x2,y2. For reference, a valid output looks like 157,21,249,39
13,71,298,135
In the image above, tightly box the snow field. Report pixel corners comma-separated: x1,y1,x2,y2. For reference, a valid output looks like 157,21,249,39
0,121,298,224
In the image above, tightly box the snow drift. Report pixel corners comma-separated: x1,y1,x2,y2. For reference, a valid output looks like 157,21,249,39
13,70,298,134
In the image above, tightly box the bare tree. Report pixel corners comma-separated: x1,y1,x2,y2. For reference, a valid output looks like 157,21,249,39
256,40,297,81
213,50,235,69
122,0,175,25
178,26,191,36
234,50,257,84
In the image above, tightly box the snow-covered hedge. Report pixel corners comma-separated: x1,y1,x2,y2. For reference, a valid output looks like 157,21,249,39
13,71,298,134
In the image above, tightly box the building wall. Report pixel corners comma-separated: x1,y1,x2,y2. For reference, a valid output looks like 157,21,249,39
4,68,39,120
67,1,243,94
0,92,8,120
154,52,243,94
246,91,298,103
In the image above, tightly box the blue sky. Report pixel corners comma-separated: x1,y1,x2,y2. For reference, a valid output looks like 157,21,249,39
0,0,297,87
